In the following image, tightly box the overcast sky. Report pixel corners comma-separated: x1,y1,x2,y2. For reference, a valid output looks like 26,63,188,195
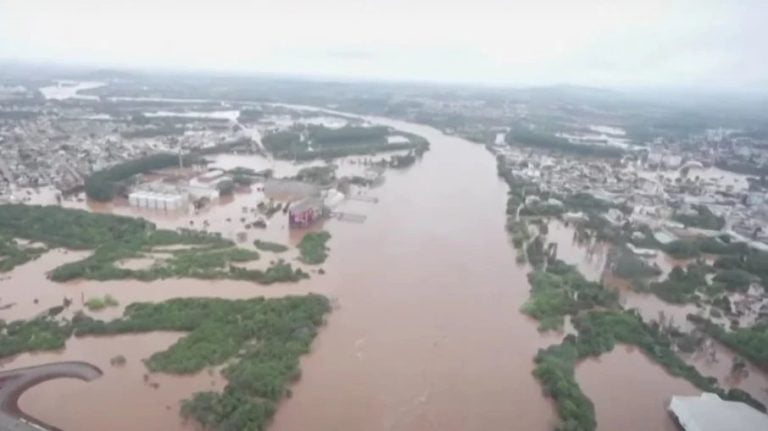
1,0,766,90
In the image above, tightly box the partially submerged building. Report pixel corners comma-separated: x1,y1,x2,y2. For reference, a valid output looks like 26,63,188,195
288,197,324,228
128,184,187,210
669,393,768,431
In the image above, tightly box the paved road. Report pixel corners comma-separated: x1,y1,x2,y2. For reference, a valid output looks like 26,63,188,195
0,362,102,431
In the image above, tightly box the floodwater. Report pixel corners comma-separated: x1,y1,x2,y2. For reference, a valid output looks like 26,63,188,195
2,113,559,431
576,346,699,431
4,107,768,430
684,340,768,406
2,333,224,431
546,219,608,282
268,116,560,431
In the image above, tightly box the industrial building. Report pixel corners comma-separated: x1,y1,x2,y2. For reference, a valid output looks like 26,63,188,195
128,184,187,211
669,393,768,431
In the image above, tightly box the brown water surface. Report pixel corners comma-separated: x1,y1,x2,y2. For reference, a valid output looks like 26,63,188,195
2,115,559,431
4,333,224,431
6,111,767,431
577,346,699,431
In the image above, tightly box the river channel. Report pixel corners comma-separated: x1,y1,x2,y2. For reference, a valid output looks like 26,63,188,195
2,110,766,430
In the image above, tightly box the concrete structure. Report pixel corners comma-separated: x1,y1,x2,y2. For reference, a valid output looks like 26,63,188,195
187,185,220,201
129,189,187,210
626,243,658,257
264,179,319,202
669,393,768,431
0,361,102,431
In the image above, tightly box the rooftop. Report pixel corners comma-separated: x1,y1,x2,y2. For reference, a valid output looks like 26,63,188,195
669,393,768,431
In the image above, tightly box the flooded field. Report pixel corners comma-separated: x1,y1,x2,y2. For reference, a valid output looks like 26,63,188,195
3,108,768,430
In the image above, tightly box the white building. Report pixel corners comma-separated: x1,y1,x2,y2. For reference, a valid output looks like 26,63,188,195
669,393,768,431
128,190,186,210
662,154,683,169
128,182,188,211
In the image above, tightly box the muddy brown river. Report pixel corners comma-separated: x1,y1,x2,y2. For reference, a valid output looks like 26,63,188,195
2,113,766,430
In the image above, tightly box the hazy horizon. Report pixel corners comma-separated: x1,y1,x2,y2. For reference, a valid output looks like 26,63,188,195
1,0,767,92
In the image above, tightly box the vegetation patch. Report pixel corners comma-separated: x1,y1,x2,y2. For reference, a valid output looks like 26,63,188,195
496,166,766,430
714,250,768,289
84,153,182,201
0,295,331,431
662,240,702,259
688,315,768,368
611,251,661,279
522,260,619,331
263,125,429,160
0,235,47,272
298,231,331,264
85,295,120,311
673,205,725,231
229,259,309,284
253,240,289,253
506,127,625,159
0,316,72,358
649,264,709,304
0,205,305,285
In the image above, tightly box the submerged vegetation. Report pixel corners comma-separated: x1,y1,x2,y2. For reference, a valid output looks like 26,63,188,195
688,315,768,368
495,157,767,430
0,204,307,285
527,264,766,430
77,295,331,430
0,315,73,357
298,231,331,264
0,295,331,431
85,295,120,311
0,235,47,272
523,260,619,331
253,239,290,253
648,264,709,304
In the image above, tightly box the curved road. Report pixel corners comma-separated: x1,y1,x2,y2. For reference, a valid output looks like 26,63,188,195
0,362,102,431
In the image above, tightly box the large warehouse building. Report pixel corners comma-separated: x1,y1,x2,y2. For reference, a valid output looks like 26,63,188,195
669,393,768,431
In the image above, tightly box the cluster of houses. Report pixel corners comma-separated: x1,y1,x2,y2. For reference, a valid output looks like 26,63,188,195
491,142,768,251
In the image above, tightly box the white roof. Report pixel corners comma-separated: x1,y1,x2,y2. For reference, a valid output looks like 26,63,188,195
669,393,768,431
